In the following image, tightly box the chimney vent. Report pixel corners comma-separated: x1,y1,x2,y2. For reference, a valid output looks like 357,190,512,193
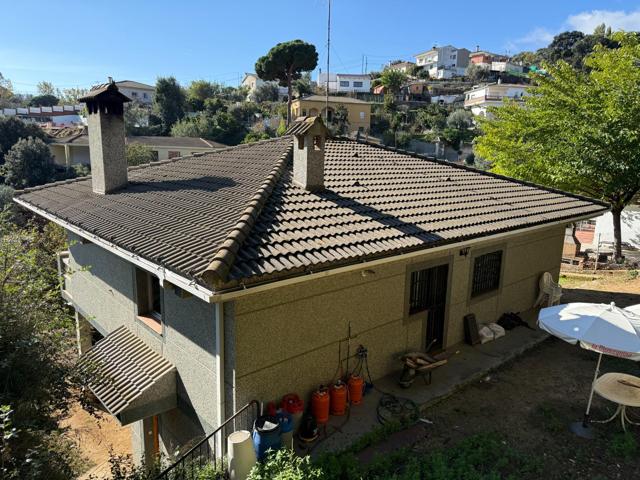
79,79,131,194
286,116,329,192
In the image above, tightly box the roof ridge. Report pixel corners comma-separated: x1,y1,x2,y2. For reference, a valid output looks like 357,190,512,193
351,137,609,208
200,139,294,287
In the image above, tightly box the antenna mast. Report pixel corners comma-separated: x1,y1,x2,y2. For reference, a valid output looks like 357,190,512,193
325,0,331,119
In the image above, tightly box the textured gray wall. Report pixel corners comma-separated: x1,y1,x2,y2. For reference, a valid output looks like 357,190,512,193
66,232,219,459
229,225,566,408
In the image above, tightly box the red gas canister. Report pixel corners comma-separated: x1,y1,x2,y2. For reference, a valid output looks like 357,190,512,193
330,381,347,416
311,386,330,424
348,374,364,405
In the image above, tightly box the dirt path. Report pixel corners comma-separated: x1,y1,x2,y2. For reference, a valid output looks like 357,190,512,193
60,402,132,479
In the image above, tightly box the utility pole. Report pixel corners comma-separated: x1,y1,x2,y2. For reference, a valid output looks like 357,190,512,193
325,0,331,120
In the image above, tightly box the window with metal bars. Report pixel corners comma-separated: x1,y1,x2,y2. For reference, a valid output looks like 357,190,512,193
409,269,430,314
471,250,503,297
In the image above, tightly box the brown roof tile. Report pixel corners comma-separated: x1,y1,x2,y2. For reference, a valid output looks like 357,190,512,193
15,137,608,290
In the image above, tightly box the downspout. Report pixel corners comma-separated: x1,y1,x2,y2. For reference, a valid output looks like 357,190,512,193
214,302,225,456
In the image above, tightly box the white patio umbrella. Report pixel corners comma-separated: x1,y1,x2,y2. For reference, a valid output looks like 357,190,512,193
538,302,640,436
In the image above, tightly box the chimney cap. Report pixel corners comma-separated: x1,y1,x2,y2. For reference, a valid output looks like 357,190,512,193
80,79,132,115
285,116,329,137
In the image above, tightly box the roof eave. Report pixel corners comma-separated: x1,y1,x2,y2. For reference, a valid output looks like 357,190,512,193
209,207,609,302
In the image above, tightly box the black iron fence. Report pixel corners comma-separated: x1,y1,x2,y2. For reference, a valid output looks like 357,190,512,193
155,400,260,480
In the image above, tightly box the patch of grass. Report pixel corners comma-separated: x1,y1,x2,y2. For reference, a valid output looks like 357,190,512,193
607,432,637,459
626,269,639,280
534,403,566,433
315,432,542,480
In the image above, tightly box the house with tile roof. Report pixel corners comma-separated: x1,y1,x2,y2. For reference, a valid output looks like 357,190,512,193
48,130,225,167
14,83,608,464
291,95,372,133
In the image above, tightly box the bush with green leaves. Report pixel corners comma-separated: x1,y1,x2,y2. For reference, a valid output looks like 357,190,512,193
243,131,271,144
171,111,247,146
0,116,47,163
3,137,55,188
126,143,157,166
248,449,323,480
0,217,82,479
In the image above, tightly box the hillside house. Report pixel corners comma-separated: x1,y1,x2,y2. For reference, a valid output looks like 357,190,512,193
415,45,470,79
14,82,607,464
464,82,530,117
290,95,371,133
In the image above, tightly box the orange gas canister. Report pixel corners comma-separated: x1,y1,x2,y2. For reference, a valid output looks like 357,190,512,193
311,386,330,424
330,381,347,416
348,374,364,405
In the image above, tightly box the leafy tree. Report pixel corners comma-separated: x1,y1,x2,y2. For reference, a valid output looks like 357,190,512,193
0,217,81,479
446,109,474,130
536,27,620,70
37,81,56,96
171,111,246,145
410,64,428,79
329,105,350,136
276,118,287,136
0,117,47,163
255,40,318,125
242,131,271,144
379,69,407,96
203,96,226,116
251,83,279,103
415,104,448,131
466,63,491,82
511,51,542,66
57,87,88,104
0,72,13,106
29,94,59,107
124,101,151,135
153,76,186,134
3,137,55,188
186,80,217,111
475,32,640,261
294,72,313,97
126,143,157,166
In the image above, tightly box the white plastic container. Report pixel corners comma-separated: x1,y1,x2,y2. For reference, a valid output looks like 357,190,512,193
227,430,257,480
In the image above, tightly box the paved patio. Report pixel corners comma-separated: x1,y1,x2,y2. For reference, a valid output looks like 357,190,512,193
307,311,549,455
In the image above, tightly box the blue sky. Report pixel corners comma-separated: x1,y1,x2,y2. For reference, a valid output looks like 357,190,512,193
3,0,640,94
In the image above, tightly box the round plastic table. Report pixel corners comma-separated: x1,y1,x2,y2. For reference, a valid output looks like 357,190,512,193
592,372,640,431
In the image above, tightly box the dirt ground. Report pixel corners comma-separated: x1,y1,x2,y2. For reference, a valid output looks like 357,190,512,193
60,402,132,479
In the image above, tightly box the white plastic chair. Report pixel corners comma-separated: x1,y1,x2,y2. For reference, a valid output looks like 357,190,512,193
534,272,563,308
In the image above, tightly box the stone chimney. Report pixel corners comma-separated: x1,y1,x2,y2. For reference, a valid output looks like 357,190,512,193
286,116,329,192
79,79,131,194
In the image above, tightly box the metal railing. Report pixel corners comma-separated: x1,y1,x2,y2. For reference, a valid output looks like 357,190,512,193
156,400,260,480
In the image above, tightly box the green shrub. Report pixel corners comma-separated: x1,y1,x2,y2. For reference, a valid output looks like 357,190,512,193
248,448,324,480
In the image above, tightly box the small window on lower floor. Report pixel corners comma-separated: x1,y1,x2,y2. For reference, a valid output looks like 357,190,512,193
168,151,181,159
136,268,163,333
471,250,503,297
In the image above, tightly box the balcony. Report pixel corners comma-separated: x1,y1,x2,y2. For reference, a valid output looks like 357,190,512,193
56,250,72,302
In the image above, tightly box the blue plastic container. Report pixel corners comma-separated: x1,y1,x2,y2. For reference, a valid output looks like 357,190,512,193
253,415,281,461
277,411,294,449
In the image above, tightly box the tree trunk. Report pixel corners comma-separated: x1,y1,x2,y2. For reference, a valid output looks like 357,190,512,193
611,204,624,263
286,76,293,127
